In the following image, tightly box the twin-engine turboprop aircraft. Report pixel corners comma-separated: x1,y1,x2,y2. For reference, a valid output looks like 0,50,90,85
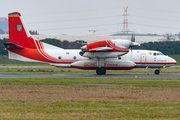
4,12,176,75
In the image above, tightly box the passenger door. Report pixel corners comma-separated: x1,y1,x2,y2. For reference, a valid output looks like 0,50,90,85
140,53,146,64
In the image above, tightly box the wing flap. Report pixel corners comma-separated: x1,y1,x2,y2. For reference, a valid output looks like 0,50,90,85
89,47,113,52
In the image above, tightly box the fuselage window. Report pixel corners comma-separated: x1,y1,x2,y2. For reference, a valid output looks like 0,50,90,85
73,56,76,59
153,53,156,56
58,56,61,59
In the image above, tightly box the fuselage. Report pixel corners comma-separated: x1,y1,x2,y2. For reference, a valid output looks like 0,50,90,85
9,42,176,69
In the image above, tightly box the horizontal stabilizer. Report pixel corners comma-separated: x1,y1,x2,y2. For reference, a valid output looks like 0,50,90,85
89,47,113,52
4,43,24,49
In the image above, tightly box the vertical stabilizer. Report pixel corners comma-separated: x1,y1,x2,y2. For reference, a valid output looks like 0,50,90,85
8,12,36,48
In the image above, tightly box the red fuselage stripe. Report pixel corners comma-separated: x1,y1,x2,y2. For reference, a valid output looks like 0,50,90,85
135,62,176,65
71,65,136,70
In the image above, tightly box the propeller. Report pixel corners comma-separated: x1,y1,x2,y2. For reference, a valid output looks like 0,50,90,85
131,32,134,61
129,32,138,61
130,32,138,48
131,32,135,42
130,32,135,49
129,32,140,48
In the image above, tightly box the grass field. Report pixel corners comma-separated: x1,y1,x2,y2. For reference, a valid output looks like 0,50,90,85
0,54,179,119
0,78,180,119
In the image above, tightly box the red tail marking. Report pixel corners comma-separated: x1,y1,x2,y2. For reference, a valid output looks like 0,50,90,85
8,12,36,49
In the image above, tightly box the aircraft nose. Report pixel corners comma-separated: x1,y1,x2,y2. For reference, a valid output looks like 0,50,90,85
168,57,176,65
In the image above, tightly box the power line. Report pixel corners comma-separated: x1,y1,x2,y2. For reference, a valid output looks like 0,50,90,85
24,6,180,16
27,15,122,24
36,21,180,32
26,14,180,25
37,23,120,31
24,7,122,16
131,7,180,14
131,23,180,30
131,15,180,22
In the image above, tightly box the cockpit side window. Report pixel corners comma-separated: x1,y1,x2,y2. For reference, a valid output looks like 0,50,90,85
153,52,164,56
160,52,164,55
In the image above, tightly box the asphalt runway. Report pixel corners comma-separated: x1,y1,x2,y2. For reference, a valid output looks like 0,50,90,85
0,74,179,78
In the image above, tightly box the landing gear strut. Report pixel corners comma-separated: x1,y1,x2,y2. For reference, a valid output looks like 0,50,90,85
96,68,106,75
154,69,160,75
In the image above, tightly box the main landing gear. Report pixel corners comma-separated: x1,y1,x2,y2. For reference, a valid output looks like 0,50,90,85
96,57,106,75
96,68,106,75
154,69,160,75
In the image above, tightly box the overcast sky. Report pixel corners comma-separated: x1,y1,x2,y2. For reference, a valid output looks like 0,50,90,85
1,0,180,36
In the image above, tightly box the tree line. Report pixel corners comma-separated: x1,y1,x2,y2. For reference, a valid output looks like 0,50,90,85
136,41,180,55
40,38,84,49
0,38,179,55
39,39,180,55
0,38,8,55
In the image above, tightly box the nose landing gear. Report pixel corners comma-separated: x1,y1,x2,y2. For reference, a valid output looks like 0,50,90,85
154,69,160,75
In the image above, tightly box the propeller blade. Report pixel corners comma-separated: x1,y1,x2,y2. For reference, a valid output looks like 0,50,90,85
130,32,138,48
131,33,134,42
132,32,135,42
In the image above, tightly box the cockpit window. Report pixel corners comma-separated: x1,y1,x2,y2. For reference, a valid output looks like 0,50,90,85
153,52,164,56
160,52,164,55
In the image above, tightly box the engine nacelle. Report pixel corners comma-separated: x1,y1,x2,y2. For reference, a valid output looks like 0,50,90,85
81,39,130,51
79,39,139,58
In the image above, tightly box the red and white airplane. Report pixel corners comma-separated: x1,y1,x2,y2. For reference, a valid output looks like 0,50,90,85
4,12,176,75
